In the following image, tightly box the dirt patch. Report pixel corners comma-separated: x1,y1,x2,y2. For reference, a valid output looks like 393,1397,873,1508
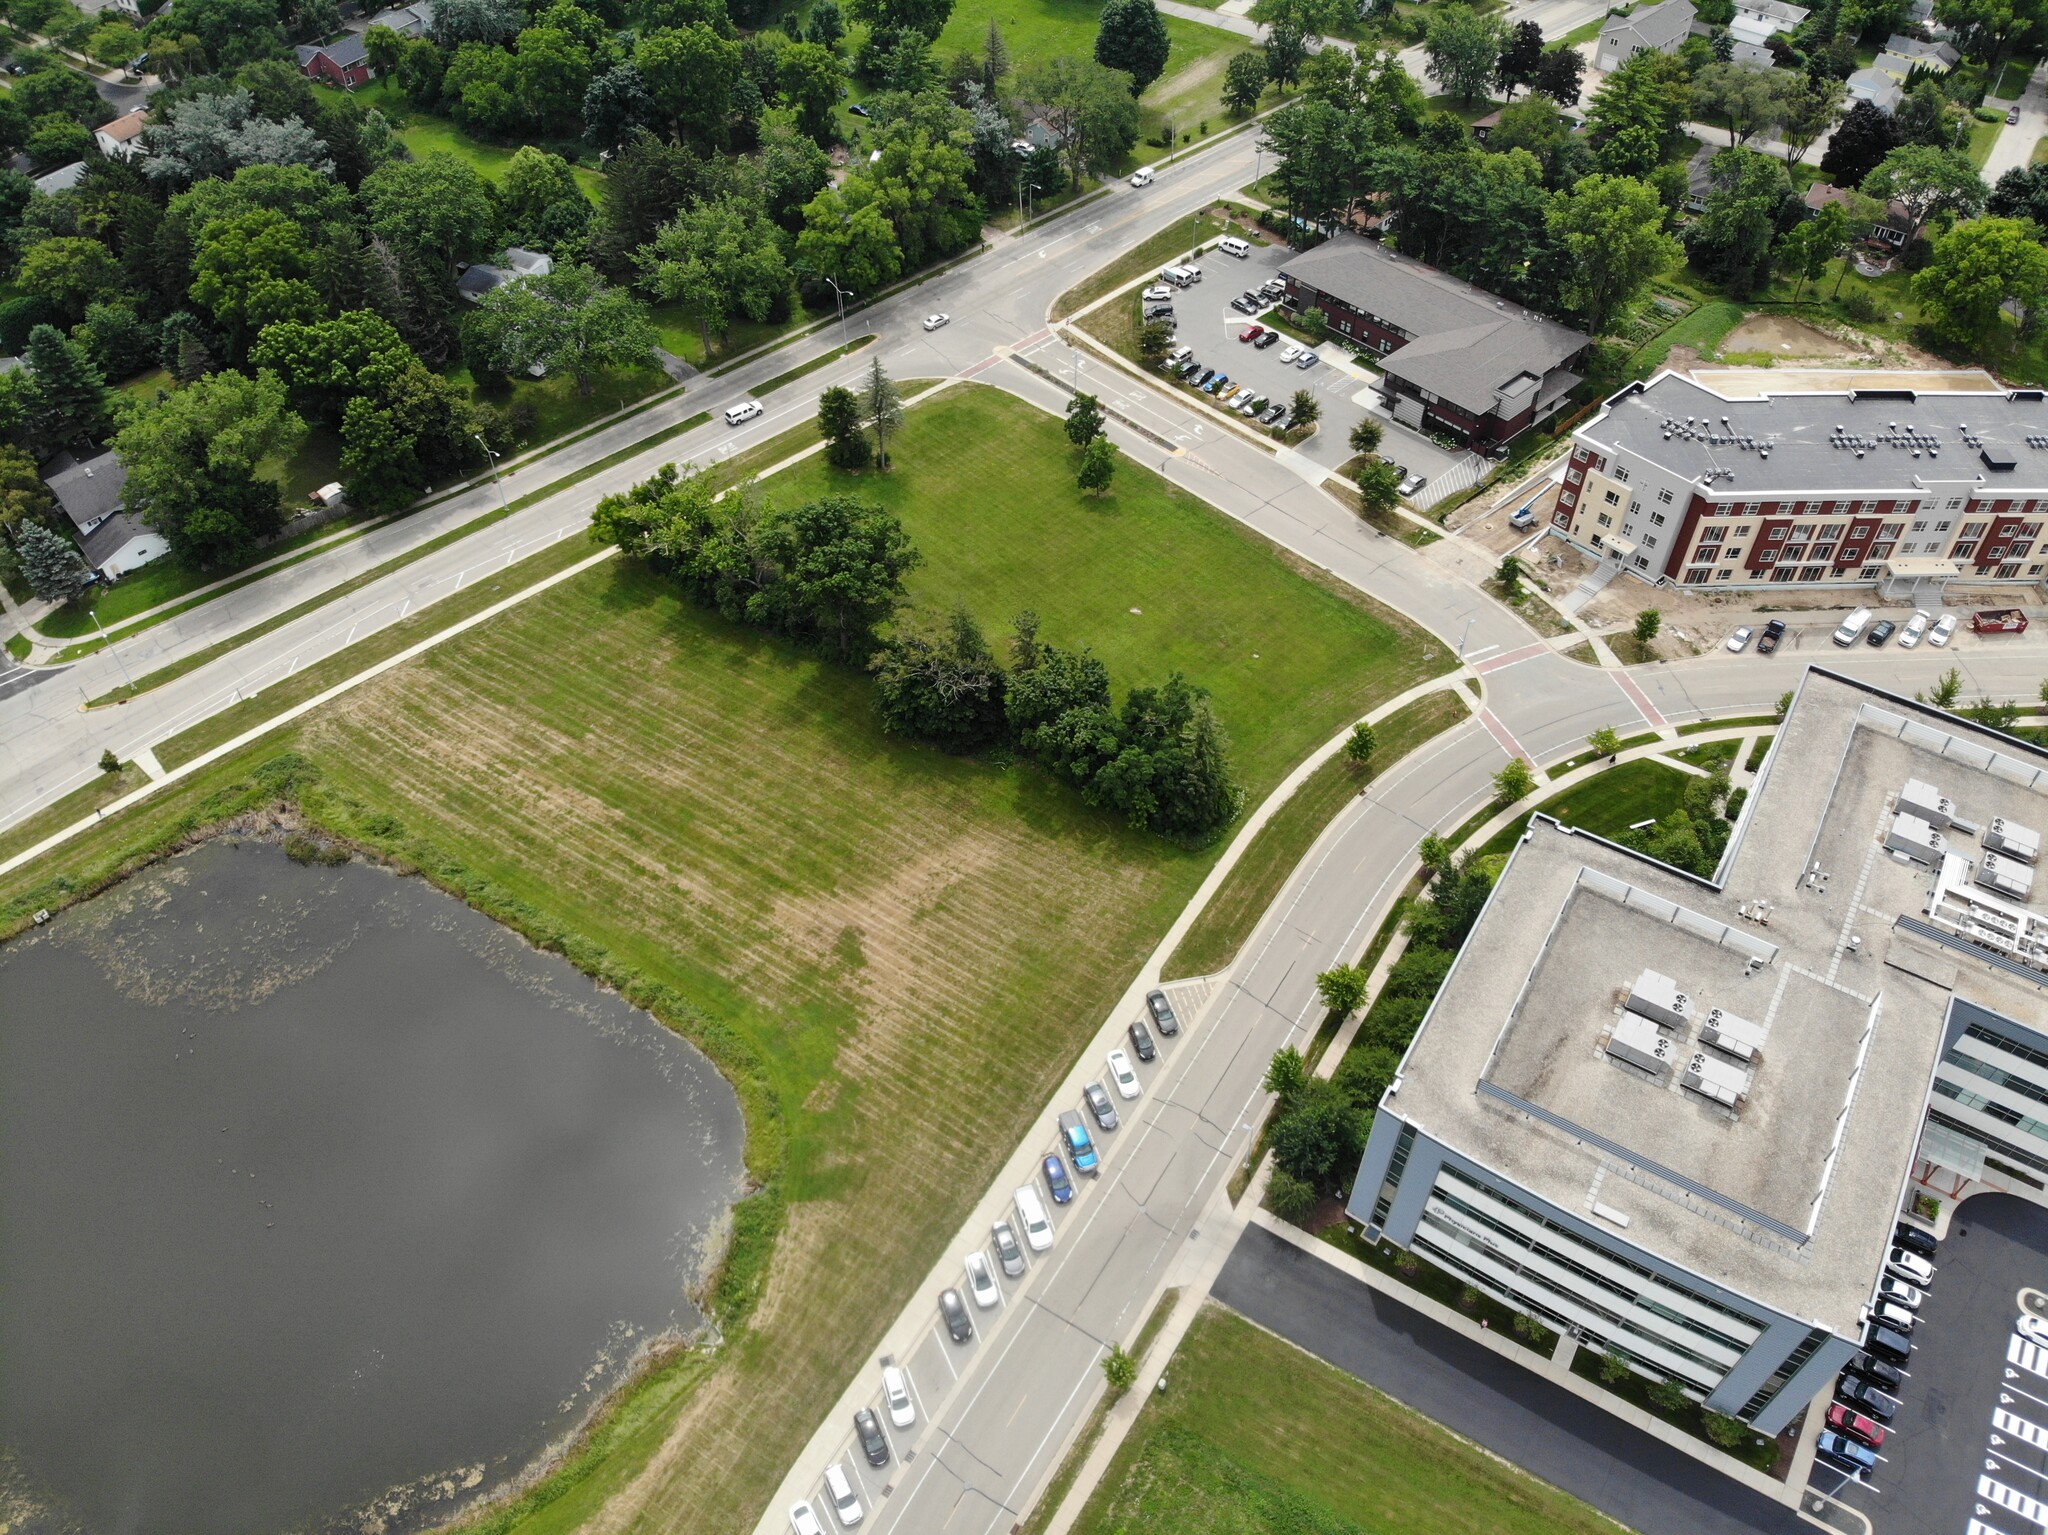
1458,483,1562,556
1721,314,1867,359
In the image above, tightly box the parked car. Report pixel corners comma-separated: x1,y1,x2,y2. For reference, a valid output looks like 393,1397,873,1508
1878,1275,1923,1310
2010,107,2022,124
882,1364,916,1428
1296,350,1319,369
1041,1152,1074,1204
992,1218,1026,1277
1107,1048,1141,1099
1837,1373,1899,1421
1279,343,1302,364
1254,330,1281,349
1083,1080,1119,1131
848,101,871,116
1260,277,1287,298
1260,403,1287,425
1128,1018,1157,1061
921,313,949,331
964,1249,1001,1308
1833,607,1873,645
1059,1109,1100,1175
1146,988,1181,1035
1873,1298,1916,1332
1398,470,1427,497
1815,1432,1877,1476
824,1463,865,1526
1866,619,1897,647
1845,1353,1903,1394
1894,1222,1937,1258
1240,393,1263,416
1757,618,1787,655
1865,1321,1913,1363
939,1287,973,1342
1928,613,1958,647
1146,285,1176,304
1203,373,1228,394
791,1500,827,1535
1899,610,1930,648
1231,295,1260,314
1240,325,1264,343
854,1407,890,1466
1827,1403,1887,1448
1726,626,1754,653
1014,1186,1054,1250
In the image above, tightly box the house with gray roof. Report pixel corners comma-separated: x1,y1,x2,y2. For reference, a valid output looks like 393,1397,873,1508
295,31,373,86
44,450,167,580
1279,236,1590,450
1595,0,1697,73
456,246,555,304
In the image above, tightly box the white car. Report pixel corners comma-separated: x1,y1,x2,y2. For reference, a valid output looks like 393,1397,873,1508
791,1501,826,1535
964,1250,1001,1308
881,1365,915,1428
1898,609,1931,648
922,313,950,332
1929,612,1958,647
823,1464,863,1527
1885,1247,1934,1286
1014,1184,1053,1251
1726,626,1754,653
1107,1048,1141,1099
1278,343,1302,364
1879,1274,1924,1310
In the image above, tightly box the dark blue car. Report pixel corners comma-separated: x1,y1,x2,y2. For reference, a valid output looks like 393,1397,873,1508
1041,1153,1074,1204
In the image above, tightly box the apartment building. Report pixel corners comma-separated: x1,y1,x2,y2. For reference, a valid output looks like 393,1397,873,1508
1349,669,2048,1436
1552,373,2048,591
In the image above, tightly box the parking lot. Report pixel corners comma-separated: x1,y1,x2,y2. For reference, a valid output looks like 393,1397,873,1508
1829,1196,2048,1535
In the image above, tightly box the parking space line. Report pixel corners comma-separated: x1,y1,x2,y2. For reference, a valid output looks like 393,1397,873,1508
931,1330,958,1379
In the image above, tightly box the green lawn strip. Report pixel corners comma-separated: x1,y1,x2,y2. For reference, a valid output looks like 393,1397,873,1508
82,411,713,702
1070,1305,1619,1535
1671,739,1738,771
1545,731,1659,780
656,307,824,370
0,763,151,864
1477,758,1695,862
153,534,602,771
1017,1286,1182,1535
1561,640,1598,666
1162,690,1468,979
1969,114,2002,169
1324,474,1441,547
753,336,877,396
1746,734,1775,772
1629,300,1746,377
5,633,27,660
1676,713,1779,734
1055,212,1231,318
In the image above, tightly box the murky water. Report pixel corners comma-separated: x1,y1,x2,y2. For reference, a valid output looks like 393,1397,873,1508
0,837,746,1535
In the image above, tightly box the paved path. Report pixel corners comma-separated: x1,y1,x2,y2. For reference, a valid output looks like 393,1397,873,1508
1984,59,2046,183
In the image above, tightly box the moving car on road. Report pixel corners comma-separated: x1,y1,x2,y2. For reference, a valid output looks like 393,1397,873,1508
1726,626,1753,653
1107,1048,1141,1099
882,1364,915,1428
1041,1152,1074,1204
1084,1080,1119,1131
939,1287,973,1342
922,313,949,331
964,1250,1001,1308
1757,618,1787,654
854,1407,890,1466
1146,988,1180,1035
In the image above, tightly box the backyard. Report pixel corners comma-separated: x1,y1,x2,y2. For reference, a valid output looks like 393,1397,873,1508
1,383,1442,1535
1069,1304,1623,1535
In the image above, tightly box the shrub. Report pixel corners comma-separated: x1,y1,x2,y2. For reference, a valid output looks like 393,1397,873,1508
1840,290,1878,322
1458,1284,1481,1310
1598,1350,1633,1384
1102,1343,1139,1395
98,748,120,774
1649,1376,1690,1411
1702,1410,1750,1448
1266,1165,1320,1224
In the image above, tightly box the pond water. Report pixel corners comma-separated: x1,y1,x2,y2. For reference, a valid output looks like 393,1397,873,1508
0,837,746,1535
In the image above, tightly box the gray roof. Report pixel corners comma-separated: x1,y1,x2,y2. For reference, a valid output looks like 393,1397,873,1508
81,510,153,568
1737,0,1809,20
1601,0,1697,51
362,0,432,33
32,161,86,194
1280,236,1588,417
296,31,371,68
45,450,127,532
1581,372,2048,499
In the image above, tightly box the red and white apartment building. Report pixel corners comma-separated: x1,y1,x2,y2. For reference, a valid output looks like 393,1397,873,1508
1552,373,2048,593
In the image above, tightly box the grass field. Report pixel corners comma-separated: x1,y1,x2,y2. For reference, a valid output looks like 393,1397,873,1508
1071,1305,1621,1535
1164,689,1468,979
6,381,1439,1535
314,79,606,201
1477,757,1694,860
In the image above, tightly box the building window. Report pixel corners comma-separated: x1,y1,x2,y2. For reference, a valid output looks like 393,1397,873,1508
1859,501,1877,514
1990,545,2008,560
1369,1123,1418,1228
1793,523,1815,538
1912,520,1929,532
1783,544,1807,561
1700,525,1725,543
1651,512,1667,527
1768,526,1786,541
1937,520,1953,532
1685,568,1710,584
1799,566,1823,581
1598,513,1613,528
1566,470,1582,486
1742,503,1760,514
1658,487,1674,505
1717,569,1732,580
2001,562,2022,578
2017,541,2034,557
1614,466,1630,483
1812,543,1835,561
1954,542,1978,559
1872,543,1895,559
1842,547,1862,562
1634,554,1651,569
1820,523,1845,539
1603,489,1621,505
1757,550,1775,564
1772,567,1796,582
1964,522,1989,537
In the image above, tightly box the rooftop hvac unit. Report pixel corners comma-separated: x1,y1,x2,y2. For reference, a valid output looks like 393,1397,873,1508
1700,1007,1765,1063
1885,811,1947,865
1626,968,1691,1029
1682,1051,1746,1108
1899,779,1957,830
1988,817,2042,865
1979,853,2036,900
1609,1013,1676,1078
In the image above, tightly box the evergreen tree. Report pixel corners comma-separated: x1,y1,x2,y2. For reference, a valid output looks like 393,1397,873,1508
818,384,872,469
23,324,110,449
15,518,92,603
862,357,903,468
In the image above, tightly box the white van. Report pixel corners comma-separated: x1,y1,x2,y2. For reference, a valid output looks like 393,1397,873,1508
1014,1185,1053,1251
1129,167,1153,187
724,400,762,427
1218,235,1250,259
1833,607,1873,646
1160,264,1201,288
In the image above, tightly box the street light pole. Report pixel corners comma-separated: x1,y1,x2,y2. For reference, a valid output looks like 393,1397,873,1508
473,434,508,513
1458,615,1476,661
823,277,851,353
89,605,134,690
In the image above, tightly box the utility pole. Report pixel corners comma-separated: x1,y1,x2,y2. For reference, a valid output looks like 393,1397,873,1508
89,606,134,690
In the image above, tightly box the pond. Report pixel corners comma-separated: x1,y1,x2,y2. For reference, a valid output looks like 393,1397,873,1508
0,836,746,1535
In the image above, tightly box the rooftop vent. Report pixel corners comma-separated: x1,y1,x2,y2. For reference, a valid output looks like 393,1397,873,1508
1984,446,2018,472
1980,852,2036,900
1609,1012,1676,1079
1988,817,2042,865
1681,1051,1747,1109
1700,1007,1765,1063
1626,968,1691,1029
1899,778,1956,829
1885,811,1946,865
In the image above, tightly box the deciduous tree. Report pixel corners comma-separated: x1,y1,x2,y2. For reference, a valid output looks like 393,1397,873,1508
1222,48,1267,116
639,194,793,352
1546,172,1681,336
1094,0,1171,94
1493,756,1536,802
469,263,657,395
1064,391,1106,446
1864,143,1986,228
869,604,1007,748
1422,2,1505,104
1913,215,2048,350
114,368,305,567
1495,18,1543,99
361,153,502,274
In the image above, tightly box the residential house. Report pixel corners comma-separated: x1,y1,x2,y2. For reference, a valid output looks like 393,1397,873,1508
1595,0,1697,73
1009,117,1062,158
1684,143,1717,214
1846,67,1905,111
1802,182,1913,247
456,246,554,303
93,108,150,161
32,162,86,195
1732,0,1808,29
1883,32,1961,68
361,0,433,34
294,32,374,86
44,451,166,580
1278,235,1590,450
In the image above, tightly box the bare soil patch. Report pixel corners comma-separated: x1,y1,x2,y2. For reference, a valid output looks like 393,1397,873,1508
1720,314,1867,359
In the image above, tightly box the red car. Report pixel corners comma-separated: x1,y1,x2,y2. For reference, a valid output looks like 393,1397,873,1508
1240,324,1264,342
1827,1402,1886,1448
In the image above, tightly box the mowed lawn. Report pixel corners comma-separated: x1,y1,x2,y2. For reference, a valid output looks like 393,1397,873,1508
1074,1305,1623,1535
1,385,1439,1535
760,385,1439,794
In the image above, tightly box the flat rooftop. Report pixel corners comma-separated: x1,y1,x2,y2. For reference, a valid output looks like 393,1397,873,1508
1584,371,2048,498
1387,669,2048,1335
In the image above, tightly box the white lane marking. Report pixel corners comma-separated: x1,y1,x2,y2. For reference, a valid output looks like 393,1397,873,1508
932,1329,958,1379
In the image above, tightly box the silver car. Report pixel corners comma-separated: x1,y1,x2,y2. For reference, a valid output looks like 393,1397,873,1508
992,1218,1026,1277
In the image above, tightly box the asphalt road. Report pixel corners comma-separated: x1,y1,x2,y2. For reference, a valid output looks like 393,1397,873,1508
1212,1222,1812,1535
1836,1195,2048,1535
